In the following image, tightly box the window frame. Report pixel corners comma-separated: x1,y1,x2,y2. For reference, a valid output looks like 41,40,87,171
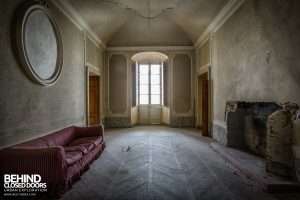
137,63,162,105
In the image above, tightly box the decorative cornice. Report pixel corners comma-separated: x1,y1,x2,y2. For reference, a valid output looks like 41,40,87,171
50,0,106,49
194,0,245,48
106,46,195,52
86,33,101,48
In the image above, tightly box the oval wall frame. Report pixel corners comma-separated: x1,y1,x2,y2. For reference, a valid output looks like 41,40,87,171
15,1,63,86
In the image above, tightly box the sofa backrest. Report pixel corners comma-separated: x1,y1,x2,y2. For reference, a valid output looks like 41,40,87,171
41,126,76,147
74,126,101,139
12,138,48,148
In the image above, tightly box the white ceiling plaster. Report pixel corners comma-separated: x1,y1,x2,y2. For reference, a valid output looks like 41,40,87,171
68,0,229,46
132,52,168,62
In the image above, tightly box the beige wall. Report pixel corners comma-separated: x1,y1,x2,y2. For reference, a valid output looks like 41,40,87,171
0,1,85,148
108,54,128,114
86,36,99,68
162,106,170,124
172,54,192,114
197,39,211,70
131,107,138,125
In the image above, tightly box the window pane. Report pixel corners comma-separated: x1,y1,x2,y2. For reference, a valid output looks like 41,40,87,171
140,95,148,104
139,65,149,74
151,75,160,84
151,95,160,104
139,75,148,84
151,65,160,74
151,85,160,94
139,85,148,94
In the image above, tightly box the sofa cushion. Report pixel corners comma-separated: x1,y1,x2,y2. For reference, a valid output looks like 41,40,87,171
65,151,82,166
76,143,94,151
69,136,102,147
64,146,88,154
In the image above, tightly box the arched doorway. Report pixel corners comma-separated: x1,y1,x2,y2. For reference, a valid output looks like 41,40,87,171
131,52,169,125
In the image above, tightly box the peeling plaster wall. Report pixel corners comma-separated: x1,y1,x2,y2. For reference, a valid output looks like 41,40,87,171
0,0,85,148
211,0,300,159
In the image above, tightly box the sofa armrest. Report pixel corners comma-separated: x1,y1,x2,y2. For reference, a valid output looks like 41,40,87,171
0,146,67,184
74,124,104,142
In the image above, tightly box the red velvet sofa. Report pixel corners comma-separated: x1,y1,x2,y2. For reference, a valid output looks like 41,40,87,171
0,125,105,197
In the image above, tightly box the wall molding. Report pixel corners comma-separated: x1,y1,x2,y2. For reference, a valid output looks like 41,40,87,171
197,63,211,75
106,46,195,52
86,63,100,75
50,0,106,49
194,0,245,48
86,33,101,48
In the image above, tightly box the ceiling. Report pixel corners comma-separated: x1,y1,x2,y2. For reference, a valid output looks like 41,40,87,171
132,52,168,62
68,0,229,47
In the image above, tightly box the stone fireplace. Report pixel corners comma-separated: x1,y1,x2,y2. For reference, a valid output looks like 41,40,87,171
225,101,281,156
220,101,299,178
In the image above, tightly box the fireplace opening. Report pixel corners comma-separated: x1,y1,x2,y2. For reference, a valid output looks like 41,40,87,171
224,101,299,178
225,101,281,157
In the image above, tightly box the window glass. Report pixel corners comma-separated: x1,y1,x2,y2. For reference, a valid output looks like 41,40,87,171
140,95,149,104
151,65,160,74
138,64,162,105
151,95,160,104
151,85,160,94
139,65,149,74
151,75,160,84
139,75,148,84
139,85,148,94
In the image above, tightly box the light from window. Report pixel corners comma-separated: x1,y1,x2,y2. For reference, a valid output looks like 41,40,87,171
139,65,149,74
137,64,162,105
151,75,160,84
151,95,160,104
139,75,148,84
151,65,160,74
140,95,149,104
151,85,160,94
139,85,148,94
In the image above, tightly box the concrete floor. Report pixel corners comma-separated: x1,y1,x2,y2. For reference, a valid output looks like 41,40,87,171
60,126,279,200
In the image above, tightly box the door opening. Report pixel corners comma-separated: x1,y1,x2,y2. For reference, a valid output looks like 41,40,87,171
198,72,210,136
88,75,100,126
138,64,162,124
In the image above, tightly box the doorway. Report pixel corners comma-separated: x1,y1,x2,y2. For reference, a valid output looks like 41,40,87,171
198,72,210,136
138,64,162,124
131,52,168,125
88,75,100,126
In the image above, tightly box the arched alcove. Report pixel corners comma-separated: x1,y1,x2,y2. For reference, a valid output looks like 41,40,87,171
130,52,169,125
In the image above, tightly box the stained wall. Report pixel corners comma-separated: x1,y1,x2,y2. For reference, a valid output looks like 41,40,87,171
0,0,86,148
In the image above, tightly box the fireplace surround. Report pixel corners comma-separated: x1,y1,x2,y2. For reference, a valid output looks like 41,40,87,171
219,101,299,178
